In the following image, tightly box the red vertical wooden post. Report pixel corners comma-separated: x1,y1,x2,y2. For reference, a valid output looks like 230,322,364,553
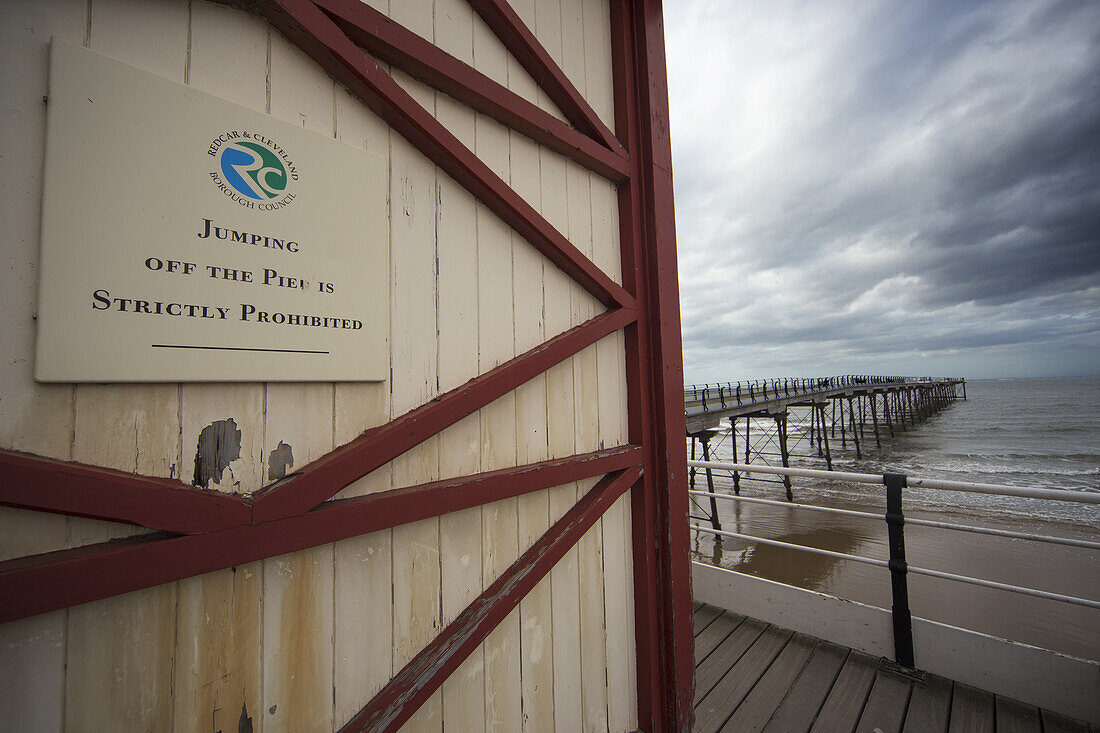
612,0,695,730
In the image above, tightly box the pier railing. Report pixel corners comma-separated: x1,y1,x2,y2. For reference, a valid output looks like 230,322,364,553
684,375,964,413
685,459,1100,721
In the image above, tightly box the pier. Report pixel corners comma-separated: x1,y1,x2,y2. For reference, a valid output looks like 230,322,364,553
685,376,965,504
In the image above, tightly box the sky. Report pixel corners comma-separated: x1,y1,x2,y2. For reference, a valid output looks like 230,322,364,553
664,0,1100,382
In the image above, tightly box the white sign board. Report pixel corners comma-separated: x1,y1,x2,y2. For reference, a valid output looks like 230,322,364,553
35,41,388,382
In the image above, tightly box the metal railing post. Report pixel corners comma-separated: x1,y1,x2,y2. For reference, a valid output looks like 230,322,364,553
884,472,915,668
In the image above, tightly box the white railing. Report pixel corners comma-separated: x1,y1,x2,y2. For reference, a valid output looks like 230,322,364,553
686,459,1100,663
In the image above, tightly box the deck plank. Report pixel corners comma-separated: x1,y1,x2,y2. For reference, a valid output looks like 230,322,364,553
719,633,817,732
808,650,877,733
695,626,793,733
1041,708,1091,733
762,642,848,733
855,669,914,733
948,684,995,733
695,612,745,665
694,616,769,705
694,603,724,635
995,696,1042,733
901,673,952,733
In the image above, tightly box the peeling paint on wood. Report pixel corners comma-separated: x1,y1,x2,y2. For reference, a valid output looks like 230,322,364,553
268,441,294,481
193,419,243,489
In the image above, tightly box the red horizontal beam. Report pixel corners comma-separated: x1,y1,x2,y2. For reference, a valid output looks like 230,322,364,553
252,306,637,522
0,445,641,624
0,450,251,534
340,465,641,732
259,0,633,309
312,0,629,182
467,0,623,155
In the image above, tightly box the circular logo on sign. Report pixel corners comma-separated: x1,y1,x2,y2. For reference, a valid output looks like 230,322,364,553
220,141,287,199
207,131,299,211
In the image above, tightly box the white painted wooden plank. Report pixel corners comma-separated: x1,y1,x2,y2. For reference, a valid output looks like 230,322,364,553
330,52,398,724
398,691,443,733
549,492,583,733
566,161,596,324
71,0,189,547
55,8,186,727
471,7,510,96
589,175,622,285
389,71,438,417
534,0,565,116
435,97,480,395
392,510,442,695
392,437,441,730
0,611,65,732
434,52,487,720
262,545,336,733
332,81,393,499
335,529,394,727
0,508,69,562
582,0,615,130
577,480,609,732
173,12,269,725
72,385,181,479
601,493,636,732
505,0,563,119
183,1,269,500
440,414,485,732
485,606,523,733
559,0,588,108
181,384,265,493
173,563,263,733
261,35,337,733
88,0,188,80
474,20,521,715
187,0,268,109
0,0,82,470
521,575,557,733
65,584,178,731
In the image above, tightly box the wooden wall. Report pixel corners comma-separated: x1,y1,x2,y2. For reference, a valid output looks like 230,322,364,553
0,0,637,730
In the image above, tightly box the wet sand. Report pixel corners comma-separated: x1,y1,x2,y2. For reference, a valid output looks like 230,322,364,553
690,482,1100,660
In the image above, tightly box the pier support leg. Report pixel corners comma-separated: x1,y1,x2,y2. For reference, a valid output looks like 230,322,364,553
884,393,894,437
839,399,847,448
871,392,882,448
819,405,833,470
775,412,793,501
744,417,751,464
859,396,866,441
699,435,722,530
848,397,862,459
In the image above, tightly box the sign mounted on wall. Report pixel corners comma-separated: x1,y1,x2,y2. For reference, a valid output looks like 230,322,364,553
35,40,388,382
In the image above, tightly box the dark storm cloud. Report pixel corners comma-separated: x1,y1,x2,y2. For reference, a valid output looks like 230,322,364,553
666,0,1100,379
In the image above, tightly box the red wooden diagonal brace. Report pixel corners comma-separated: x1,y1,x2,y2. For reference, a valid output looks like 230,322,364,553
252,306,637,522
312,0,629,181
257,0,634,309
0,446,640,624
339,465,641,732
0,450,251,534
467,0,623,155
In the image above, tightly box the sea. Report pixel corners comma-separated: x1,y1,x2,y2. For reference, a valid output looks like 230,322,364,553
689,376,1100,659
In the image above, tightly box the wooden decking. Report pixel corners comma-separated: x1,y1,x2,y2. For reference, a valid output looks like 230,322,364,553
692,603,1096,733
